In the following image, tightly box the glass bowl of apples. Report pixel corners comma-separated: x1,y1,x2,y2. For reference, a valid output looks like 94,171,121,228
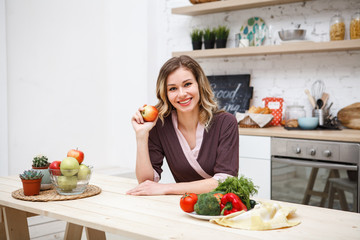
49,157,92,195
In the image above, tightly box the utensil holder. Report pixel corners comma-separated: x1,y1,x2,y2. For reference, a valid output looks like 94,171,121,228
312,109,329,126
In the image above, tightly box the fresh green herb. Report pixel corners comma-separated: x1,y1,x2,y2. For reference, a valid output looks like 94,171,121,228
215,25,230,40
190,29,203,42
213,175,258,209
203,27,216,41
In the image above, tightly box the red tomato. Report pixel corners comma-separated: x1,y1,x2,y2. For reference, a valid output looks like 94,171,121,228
141,104,158,122
49,161,61,176
67,148,85,164
180,193,198,213
213,193,223,204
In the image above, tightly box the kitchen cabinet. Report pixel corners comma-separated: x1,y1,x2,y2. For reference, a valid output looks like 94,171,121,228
239,135,271,199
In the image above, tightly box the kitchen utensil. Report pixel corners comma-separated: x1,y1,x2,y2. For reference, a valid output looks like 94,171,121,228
304,89,316,109
320,92,329,109
311,80,326,101
312,109,329,126
278,29,306,41
317,99,324,109
327,102,333,111
298,117,319,130
337,102,360,129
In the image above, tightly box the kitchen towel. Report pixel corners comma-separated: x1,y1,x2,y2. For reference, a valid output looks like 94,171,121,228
210,201,300,230
236,112,273,128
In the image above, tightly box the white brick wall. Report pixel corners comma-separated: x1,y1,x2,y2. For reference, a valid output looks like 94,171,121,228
159,0,360,117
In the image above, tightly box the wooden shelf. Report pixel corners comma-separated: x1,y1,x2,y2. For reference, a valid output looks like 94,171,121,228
172,0,311,16
172,39,360,58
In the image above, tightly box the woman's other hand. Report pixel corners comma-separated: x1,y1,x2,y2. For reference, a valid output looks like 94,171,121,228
126,180,168,196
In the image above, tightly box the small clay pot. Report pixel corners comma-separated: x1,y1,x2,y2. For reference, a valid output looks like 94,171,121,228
21,178,42,196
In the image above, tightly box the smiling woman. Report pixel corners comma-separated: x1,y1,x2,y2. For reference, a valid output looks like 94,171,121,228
128,55,239,196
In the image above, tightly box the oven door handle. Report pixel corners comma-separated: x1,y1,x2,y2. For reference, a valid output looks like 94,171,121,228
272,157,358,171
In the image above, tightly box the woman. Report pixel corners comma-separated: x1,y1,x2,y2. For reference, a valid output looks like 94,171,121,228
127,55,239,196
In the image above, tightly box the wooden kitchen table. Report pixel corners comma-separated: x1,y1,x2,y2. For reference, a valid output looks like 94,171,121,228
1,173,360,240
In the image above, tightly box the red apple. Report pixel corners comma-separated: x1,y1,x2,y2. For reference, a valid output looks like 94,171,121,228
67,148,84,164
49,160,61,176
141,104,158,122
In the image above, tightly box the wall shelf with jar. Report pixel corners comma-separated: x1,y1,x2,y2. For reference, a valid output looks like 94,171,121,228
171,1,360,59
172,39,360,59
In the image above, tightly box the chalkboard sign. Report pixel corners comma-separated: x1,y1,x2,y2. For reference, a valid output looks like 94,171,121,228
207,74,253,115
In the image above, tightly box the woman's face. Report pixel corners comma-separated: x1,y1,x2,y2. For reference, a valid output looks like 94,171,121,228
166,67,200,114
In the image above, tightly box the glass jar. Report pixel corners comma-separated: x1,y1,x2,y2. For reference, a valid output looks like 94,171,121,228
350,12,360,39
330,13,345,41
285,105,305,128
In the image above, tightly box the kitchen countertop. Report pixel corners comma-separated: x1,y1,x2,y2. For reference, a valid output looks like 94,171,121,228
239,126,360,143
1,173,360,240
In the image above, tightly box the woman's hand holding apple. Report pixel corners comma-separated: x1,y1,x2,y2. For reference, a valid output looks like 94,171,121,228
131,105,158,138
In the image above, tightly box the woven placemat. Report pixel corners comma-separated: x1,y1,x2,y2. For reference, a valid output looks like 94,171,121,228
12,185,101,202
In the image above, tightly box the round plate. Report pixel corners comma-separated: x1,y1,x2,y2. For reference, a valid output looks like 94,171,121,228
184,202,261,220
185,211,224,220
239,17,267,46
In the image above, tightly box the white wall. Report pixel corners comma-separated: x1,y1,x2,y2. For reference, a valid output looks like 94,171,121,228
0,0,8,176
3,0,150,175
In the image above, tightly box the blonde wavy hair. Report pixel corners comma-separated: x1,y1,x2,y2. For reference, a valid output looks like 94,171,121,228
155,55,222,129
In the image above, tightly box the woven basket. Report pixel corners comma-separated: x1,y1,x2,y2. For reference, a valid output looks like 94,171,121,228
12,185,101,202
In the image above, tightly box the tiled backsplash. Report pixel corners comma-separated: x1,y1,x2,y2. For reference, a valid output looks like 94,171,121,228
161,0,360,117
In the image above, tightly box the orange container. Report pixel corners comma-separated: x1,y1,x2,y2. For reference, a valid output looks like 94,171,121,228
262,97,284,126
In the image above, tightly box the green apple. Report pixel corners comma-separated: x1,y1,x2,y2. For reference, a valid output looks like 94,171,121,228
60,157,80,176
57,176,77,191
78,164,91,180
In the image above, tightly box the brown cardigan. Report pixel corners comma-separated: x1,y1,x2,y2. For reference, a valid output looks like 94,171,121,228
148,111,239,183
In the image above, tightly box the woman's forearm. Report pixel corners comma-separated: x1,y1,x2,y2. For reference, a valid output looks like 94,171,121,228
135,134,155,183
165,178,219,195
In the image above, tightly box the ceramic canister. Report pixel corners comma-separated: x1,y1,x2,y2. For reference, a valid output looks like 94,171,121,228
32,166,52,190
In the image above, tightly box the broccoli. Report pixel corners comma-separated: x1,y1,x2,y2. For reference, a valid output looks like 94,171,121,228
194,193,221,216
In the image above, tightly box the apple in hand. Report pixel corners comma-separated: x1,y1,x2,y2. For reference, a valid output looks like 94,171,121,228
49,160,61,176
67,148,84,164
141,104,158,122
57,176,77,191
78,164,91,180
60,157,80,176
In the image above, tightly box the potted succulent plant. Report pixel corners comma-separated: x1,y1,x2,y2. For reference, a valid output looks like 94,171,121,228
32,154,51,190
203,27,216,49
19,169,43,196
190,28,203,50
215,25,230,48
